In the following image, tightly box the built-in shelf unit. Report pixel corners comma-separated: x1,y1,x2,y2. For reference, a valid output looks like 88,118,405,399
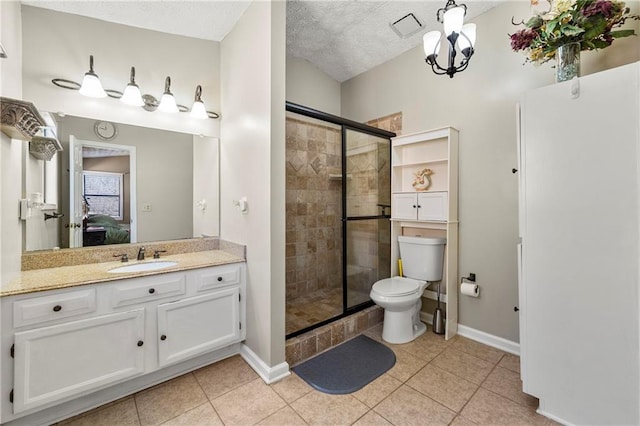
390,127,459,339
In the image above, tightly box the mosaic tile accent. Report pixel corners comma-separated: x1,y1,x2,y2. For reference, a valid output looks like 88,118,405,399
366,111,403,135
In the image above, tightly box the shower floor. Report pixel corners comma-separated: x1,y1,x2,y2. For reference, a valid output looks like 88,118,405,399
286,287,371,335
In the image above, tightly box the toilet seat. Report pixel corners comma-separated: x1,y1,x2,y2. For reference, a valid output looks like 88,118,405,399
372,277,425,297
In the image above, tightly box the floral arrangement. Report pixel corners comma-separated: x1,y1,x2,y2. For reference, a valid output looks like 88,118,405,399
510,0,639,64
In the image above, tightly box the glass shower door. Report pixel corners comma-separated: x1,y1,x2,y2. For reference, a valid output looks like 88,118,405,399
344,128,391,310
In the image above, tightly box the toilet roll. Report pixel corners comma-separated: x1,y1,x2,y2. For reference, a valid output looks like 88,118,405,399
461,282,479,297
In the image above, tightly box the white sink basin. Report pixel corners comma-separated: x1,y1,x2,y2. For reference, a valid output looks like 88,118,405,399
108,261,178,274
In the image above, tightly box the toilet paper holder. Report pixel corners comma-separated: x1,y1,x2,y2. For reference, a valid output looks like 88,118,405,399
461,273,476,283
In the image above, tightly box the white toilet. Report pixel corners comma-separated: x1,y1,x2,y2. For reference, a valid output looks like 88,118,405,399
370,235,446,344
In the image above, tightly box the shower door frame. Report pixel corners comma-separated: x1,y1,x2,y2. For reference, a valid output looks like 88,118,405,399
285,102,396,339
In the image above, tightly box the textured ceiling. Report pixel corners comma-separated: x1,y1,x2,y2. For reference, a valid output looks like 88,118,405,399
287,1,502,82
21,0,252,42
22,0,502,83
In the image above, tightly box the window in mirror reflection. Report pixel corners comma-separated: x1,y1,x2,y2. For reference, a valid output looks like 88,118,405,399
83,171,124,220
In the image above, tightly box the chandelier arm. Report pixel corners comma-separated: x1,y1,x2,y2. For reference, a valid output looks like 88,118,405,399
425,57,449,75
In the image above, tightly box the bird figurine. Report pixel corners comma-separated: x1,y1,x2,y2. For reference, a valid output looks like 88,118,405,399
412,168,433,191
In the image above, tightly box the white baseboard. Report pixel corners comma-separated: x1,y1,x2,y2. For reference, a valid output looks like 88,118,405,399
240,344,290,384
457,324,520,356
419,312,520,356
537,399,571,425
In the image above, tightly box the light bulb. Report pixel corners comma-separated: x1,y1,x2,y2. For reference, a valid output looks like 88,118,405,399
190,85,208,119
423,31,442,58
443,6,465,36
120,66,144,107
158,76,179,113
458,23,476,51
79,55,107,98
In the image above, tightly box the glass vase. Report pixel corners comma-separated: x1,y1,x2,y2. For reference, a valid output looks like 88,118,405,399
556,42,581,82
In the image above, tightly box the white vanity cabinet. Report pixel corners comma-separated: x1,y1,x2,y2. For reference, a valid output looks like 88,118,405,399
157,287,241,367
0,261,246,425
13,309,146,413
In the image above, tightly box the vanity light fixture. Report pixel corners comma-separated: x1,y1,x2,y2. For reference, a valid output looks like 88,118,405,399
50,56,219,119
190,85,208,120
157,76,179,113
79,55,107,98
120,66,145,107
423,0,476,78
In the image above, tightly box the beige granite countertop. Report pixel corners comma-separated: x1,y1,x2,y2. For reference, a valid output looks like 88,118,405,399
1,250,244,297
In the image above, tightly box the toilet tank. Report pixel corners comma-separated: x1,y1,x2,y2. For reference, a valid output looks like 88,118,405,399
398,235,446,281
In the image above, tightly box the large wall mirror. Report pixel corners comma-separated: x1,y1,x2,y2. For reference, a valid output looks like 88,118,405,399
24,115,219,252
20,5,221,252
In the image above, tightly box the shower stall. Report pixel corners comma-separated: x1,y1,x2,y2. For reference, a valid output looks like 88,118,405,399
285,102,395,337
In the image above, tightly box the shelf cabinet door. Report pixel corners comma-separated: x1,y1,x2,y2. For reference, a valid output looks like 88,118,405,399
157,288,241,367
417,192,448,221
391,193,418,220
13,309,145,414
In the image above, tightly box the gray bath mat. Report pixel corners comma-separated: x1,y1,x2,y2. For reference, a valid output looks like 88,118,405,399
293,334,396,394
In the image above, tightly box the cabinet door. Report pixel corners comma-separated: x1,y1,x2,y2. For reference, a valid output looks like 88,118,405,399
13,309,145,413
157,288,241,367
417,192,448,221
391,193,418,220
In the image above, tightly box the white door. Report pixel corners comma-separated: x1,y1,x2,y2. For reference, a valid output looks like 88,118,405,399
68,136,83,247
391,193,417,220
157,289,241,367
13,309,145,413
520,63,639,424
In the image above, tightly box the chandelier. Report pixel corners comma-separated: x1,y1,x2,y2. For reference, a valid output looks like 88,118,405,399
423,0,476,78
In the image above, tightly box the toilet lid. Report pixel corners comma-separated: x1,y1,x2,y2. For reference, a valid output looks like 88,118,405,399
372,277,424,296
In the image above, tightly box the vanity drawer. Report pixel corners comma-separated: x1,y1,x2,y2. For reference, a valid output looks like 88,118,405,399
195,264,242,292
13,289,97,328
111,274,186,308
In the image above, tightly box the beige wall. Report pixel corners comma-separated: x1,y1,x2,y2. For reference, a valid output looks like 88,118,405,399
341,1,640,343
21,5,220,137
286,57,341,115
220,0,286,367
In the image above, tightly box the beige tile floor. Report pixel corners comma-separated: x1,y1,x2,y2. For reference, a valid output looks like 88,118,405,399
59,325,556,426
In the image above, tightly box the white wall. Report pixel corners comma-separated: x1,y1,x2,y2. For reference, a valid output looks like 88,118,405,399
220,1,286,367
21,6,220,138
193,136,220,238
286,56,341,115
1,1,24,284
341,1,640,343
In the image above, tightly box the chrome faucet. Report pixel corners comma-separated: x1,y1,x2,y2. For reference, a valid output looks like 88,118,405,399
137,246,145,261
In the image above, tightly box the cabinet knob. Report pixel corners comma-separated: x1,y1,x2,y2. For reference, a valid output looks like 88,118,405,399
217,276,223,282
148,288,155,294
512,168,518,174
52,305,62,312
137,340,144,347
417,205,421,208
514,306,520,312
412,205,416,208
160,335,167,341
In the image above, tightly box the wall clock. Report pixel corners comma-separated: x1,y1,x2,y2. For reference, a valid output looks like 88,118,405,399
94,121,118,141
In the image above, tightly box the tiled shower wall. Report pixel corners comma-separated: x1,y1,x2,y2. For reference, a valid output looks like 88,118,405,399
285,115,343,301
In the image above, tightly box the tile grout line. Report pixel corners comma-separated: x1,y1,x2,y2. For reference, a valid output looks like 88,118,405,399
453,352,506,419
